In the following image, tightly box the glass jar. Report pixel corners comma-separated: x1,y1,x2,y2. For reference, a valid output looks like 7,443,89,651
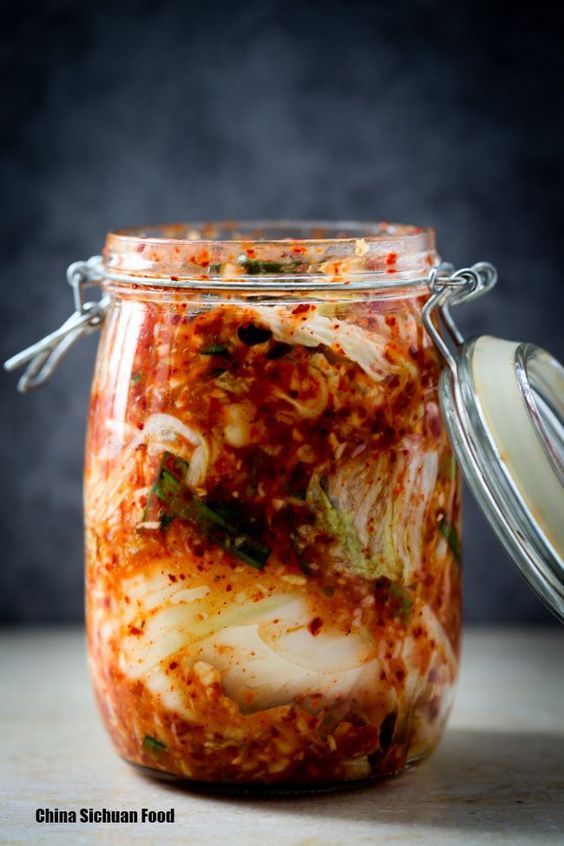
7,220,562,792
84,222,461,788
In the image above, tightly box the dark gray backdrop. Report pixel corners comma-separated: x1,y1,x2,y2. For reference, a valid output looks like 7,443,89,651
1,0,562,623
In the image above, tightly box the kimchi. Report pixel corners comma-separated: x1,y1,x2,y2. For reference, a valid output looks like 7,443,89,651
85,223,461,787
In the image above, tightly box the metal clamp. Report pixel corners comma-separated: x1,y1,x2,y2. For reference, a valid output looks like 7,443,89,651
4,256,108,393
4,256,497,393
423,261,498,371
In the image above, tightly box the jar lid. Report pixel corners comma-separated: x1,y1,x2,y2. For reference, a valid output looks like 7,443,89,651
426,267,564,621
423,262,564,623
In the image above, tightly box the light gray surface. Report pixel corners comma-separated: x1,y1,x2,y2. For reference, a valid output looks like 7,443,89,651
1,1,562,622
1,627,563,845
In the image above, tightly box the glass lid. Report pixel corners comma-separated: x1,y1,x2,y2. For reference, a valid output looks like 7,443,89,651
441,337,564,621
423,263,564,622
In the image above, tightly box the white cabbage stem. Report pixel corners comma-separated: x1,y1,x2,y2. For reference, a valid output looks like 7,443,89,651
141,413,209,488
325,442,438,584
87,413,209,524
252,306,417,380
271,366,329,418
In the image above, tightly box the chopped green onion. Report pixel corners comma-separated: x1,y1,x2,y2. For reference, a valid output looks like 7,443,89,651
142,452,170,522
147,452,270,570
200,344,229,356
439,520,461,562
239,259,305,275
440,453,457,480
388,582,414,622
159,513,175,529
144,735,166,752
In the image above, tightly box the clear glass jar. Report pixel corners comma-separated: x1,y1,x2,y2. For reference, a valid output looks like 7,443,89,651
84,221,461,789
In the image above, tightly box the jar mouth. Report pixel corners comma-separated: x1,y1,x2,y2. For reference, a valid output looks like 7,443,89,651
109,220,432,244
103,220,438,290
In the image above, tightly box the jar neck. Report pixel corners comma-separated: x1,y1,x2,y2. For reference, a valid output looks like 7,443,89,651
102,221,438,290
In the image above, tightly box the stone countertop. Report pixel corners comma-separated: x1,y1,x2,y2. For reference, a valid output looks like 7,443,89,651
1,627,563,845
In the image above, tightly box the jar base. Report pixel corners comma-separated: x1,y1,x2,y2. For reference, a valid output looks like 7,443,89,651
126,758,417,796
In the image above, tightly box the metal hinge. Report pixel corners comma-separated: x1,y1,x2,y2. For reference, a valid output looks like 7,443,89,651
4,256,107,393
422,261,498,371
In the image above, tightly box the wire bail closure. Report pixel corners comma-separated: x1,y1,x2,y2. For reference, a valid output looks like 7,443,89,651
3,255,108,393
422,262,498,371
4,256,497,392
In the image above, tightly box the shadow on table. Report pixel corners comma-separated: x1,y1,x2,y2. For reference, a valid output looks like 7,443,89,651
147,728,564,834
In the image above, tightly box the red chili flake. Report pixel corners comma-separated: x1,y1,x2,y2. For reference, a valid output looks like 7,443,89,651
170,314,181,325
128,625,143,636
168,574,177,583
386,252,398,266
385,315,397,327
245,247,256,259
291,303,313,316
170,276,179,282
169,661,178,670
195,249,211,267
308,616,323,636
426,404,442,439
136,242,146,253
225,584,232,592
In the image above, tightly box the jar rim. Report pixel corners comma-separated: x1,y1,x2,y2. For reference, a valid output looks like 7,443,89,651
102,220,438,291
107,219,433,245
